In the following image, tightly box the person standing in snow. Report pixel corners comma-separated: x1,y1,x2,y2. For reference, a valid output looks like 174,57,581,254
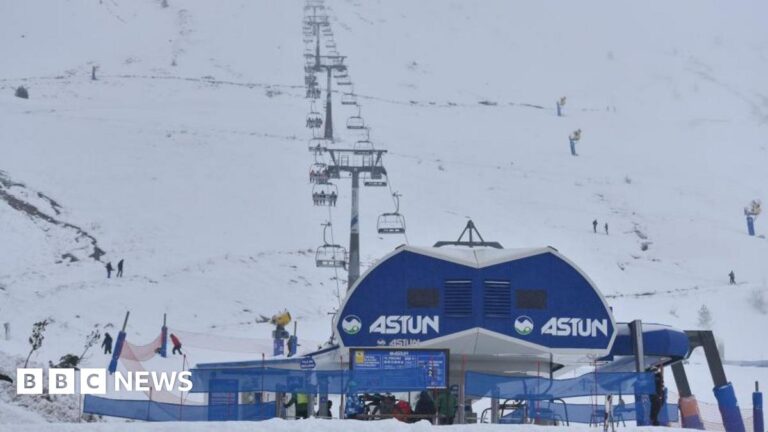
170,333,183,355
117,259,124,278
284,392,309,419
593,219,598,233
650,367,665,426
556,96,566,117
604,222,609,235
729,271,736,285
414,390,437,423
102,332,113,355
569,129,582,156
105,262,113,279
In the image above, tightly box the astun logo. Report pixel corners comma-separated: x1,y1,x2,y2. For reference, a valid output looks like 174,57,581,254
541,317,609,337
341,315,362,335
514,316,534,336
369,315,439,335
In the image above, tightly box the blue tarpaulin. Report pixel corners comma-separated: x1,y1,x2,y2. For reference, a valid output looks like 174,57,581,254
499,400,679,424
465,371,656,399
83,395,276,421
189,366,430,394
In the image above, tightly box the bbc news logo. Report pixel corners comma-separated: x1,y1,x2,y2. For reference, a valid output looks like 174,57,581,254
16,368,193,395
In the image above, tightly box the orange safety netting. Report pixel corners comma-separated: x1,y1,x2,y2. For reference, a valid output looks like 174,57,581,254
120,333,163,361
668,390,755,432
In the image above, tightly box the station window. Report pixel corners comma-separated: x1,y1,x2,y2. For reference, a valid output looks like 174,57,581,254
444,280,472,317
407,288,439,308
516,289,547,309
484,280,511,318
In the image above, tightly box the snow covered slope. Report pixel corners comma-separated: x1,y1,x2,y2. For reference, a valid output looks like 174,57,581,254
1,0,767,421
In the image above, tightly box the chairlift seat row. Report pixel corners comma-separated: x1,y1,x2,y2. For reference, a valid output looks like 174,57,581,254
377,213,406,234
341,93,357,105
315,222,347,268
315,244,347,268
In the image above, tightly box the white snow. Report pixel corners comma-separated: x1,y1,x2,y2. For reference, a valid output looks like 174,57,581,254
1,0,767,425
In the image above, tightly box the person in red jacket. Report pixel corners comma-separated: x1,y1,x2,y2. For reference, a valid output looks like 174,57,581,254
170,333,183,355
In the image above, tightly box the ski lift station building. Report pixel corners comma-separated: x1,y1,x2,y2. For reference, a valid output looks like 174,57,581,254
330,244,688,378
184,237,747,428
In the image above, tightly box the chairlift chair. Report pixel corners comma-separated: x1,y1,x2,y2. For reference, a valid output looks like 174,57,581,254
312,183,338,207
308,136,331,154
337,76,352,86
377,193,406,234
306,102,323,129
333,68,348,79
364,168,388,187
353,129,374,154
346,106,365,130
341,90,357,106
315,223,347,268
309,162,329,184
306,84,321,99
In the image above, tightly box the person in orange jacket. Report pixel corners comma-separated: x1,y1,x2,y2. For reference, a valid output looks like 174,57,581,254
170,333,183,355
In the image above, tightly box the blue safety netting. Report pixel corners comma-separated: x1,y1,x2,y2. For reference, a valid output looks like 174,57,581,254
465,371,655,399
189,367,431,394
83,395,276,421
498,400,679,425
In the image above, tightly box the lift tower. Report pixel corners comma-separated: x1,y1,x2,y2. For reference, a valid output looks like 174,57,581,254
321,147,387,289
307,55,347,141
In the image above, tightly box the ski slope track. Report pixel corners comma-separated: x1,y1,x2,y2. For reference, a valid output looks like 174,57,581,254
1,0,767,425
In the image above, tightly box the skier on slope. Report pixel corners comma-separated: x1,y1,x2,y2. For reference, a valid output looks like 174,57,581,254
105,262,113,278
170,333,183,355
604,222,609,235
729,271,736,285
102,332,113,355
593,219,598,233
117,259,124,278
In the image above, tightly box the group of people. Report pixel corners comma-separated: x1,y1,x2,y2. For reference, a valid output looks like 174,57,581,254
100,332,183,356
309,167,330,184
592,219,609,235
312,190,337,206
105,259,125,279
283,389,458,423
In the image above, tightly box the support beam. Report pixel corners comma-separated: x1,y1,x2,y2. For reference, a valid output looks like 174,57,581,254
348,171,360,290
672,361,705,429
686,330,745,432
629,320,649,426
324,68,333,141
672,362,692,398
